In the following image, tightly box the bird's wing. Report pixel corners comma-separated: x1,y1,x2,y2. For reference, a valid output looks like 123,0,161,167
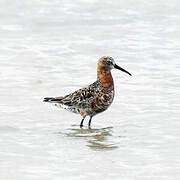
52,81,101,109
60,87,95,108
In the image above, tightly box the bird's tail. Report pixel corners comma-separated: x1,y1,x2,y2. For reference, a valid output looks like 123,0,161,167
43,97,64,103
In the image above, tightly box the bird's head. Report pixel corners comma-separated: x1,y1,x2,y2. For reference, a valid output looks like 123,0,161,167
98,56,132,76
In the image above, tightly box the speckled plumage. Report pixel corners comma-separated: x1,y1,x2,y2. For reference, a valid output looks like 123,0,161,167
44,56,132,127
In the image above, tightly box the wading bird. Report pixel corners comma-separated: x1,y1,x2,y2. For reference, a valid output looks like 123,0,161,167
44,56,132,127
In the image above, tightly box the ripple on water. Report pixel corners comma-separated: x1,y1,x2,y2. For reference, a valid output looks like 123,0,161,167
59,125,119,150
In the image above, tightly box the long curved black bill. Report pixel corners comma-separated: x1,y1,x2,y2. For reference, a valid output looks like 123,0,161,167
114,64,132,76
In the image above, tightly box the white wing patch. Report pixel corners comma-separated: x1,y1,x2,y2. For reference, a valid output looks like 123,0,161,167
54,103,80,114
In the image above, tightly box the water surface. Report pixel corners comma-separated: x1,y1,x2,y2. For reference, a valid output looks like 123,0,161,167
0,0,180,179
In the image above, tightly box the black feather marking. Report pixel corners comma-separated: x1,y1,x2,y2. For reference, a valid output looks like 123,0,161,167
43,97,64,102
43,97,54,102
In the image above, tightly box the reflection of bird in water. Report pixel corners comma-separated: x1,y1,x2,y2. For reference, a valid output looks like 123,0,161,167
44,56,132,127
66,126,118,150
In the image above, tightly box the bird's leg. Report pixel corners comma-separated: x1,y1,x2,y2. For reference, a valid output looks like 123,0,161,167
80,118,85,128
80,114,86,128
88,116,93,128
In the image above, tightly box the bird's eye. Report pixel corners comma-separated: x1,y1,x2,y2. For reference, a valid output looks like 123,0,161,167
106,60,112,65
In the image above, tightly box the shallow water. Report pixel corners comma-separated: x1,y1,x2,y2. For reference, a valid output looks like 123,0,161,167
0,0,180,179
